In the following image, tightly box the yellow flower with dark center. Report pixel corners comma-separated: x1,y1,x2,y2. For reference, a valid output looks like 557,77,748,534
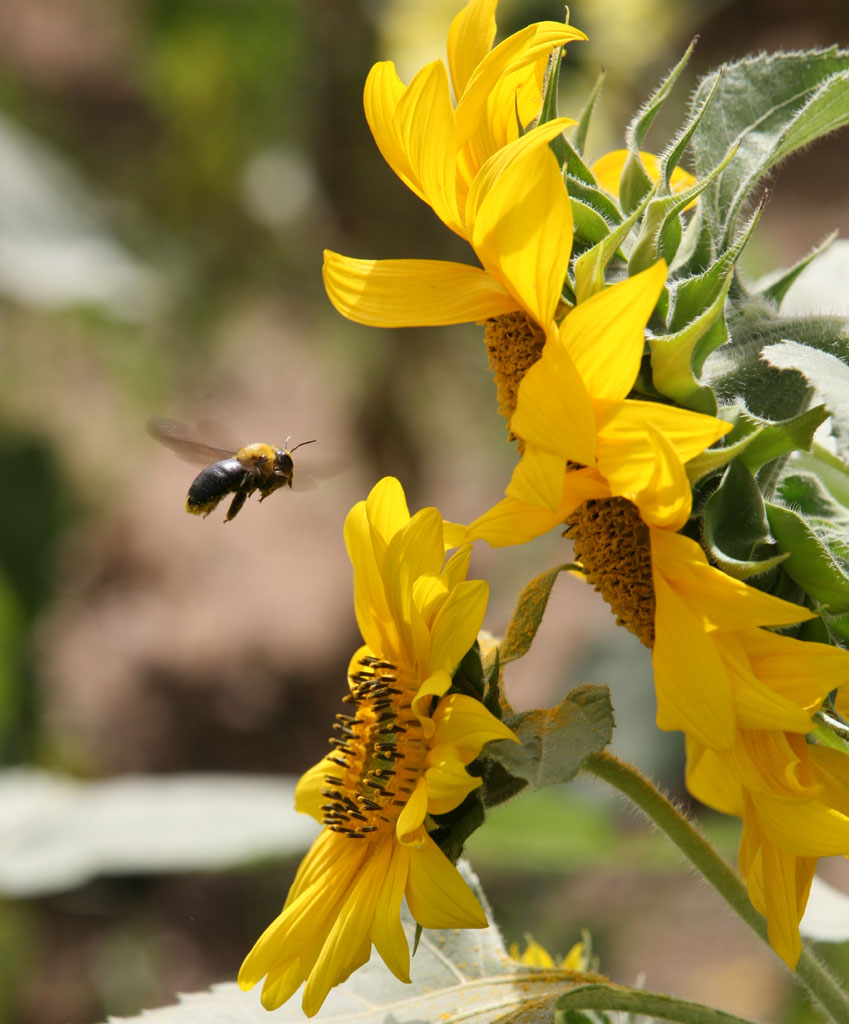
322,0,584,331
687,726,849,966
238,477,517,1016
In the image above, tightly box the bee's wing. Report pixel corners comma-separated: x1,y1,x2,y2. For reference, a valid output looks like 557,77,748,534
146,417,236,465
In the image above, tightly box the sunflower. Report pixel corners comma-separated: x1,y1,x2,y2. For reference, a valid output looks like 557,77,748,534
448,256,849,964
322,0,584,332
238,477,517,1016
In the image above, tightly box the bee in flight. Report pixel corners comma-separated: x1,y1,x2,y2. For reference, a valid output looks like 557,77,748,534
147,417,316,522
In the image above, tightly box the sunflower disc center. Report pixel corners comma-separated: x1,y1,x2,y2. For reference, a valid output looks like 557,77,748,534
321,657,425,840
566,496,656,647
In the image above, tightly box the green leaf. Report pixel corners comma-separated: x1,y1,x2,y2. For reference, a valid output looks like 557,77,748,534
105,870,583,1023
690,49,849,251
766,502,849,613
500,564,576,664
486,686,614,790
558,982,761,1024
763,340,849,449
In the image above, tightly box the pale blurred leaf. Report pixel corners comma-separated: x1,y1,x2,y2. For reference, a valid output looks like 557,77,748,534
0,771,316,896
104,869,580,1023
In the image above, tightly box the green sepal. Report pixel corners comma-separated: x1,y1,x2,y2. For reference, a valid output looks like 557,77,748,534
566,175,623,227
569,196,618,247
690,49,849,252
754,230,838,307
500,564,577,664
649,266,732,413
572,68,605,156
484,685,614,791
620,40,697,213
668,198,761,334
476,757,528,808
658,63,722,191
766,502,849,615
574,188,654,302
428,788,486,862
540,42,597,187
685,404,828,484
452,640,485,700
703,460,787,578
629,143,738,276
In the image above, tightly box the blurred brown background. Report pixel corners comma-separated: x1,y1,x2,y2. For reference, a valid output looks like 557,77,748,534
0,1,847,1021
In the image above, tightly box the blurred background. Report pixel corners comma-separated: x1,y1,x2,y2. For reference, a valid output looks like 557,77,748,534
0,0,848,1021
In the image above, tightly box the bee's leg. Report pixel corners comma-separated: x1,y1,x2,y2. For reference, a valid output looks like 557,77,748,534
224,475,253,522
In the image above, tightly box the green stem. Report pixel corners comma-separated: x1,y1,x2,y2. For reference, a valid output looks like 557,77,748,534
583,750,849,1024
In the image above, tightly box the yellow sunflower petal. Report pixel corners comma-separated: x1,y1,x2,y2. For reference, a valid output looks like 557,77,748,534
344,502,397,666
406,832,488,928
447,0,497,99
758,842,814,967
425,741,482,814
431,692,518,760
559,261,667,401
465,496,565,546
511,334,597,466
323,250,518,326
394,61,463,235
505,445,567,512
684,737,744,816
650,529,815,631
397,775,430,843
652,570,737,748
371,841,412,983
412,668,453,729
363,62,420,200
456,22,585,152
302,846,391,1015
742,630,849,709
430,578,489,674
468,122,574,327
294,759,334,822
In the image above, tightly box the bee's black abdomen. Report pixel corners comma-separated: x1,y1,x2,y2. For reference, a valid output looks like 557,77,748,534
186,459,245,516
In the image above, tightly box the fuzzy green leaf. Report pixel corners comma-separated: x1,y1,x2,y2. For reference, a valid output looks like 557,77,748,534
558,983,761,1024
572,68,605,156
500,564,576,665
703,460,784,578
485,686,614,790
690,50,849,251
763,340,849,450
766,502,849,613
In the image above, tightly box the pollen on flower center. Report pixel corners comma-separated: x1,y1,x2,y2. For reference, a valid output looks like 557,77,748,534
565,496,656,647
321,656,426,840
484,311,546,427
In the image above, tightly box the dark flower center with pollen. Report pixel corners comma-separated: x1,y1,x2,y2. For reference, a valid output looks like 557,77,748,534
484,311,546,427
565,496,657,647
321,656,425,840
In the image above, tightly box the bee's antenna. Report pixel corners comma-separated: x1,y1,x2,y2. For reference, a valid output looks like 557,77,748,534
288,439,317,453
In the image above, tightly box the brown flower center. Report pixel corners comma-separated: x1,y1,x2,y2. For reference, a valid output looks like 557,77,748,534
321,657,425,840
565,497,656,647
484,311,546,426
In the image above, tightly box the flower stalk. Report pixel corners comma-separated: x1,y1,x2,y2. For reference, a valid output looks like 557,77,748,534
583,751,849,1024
